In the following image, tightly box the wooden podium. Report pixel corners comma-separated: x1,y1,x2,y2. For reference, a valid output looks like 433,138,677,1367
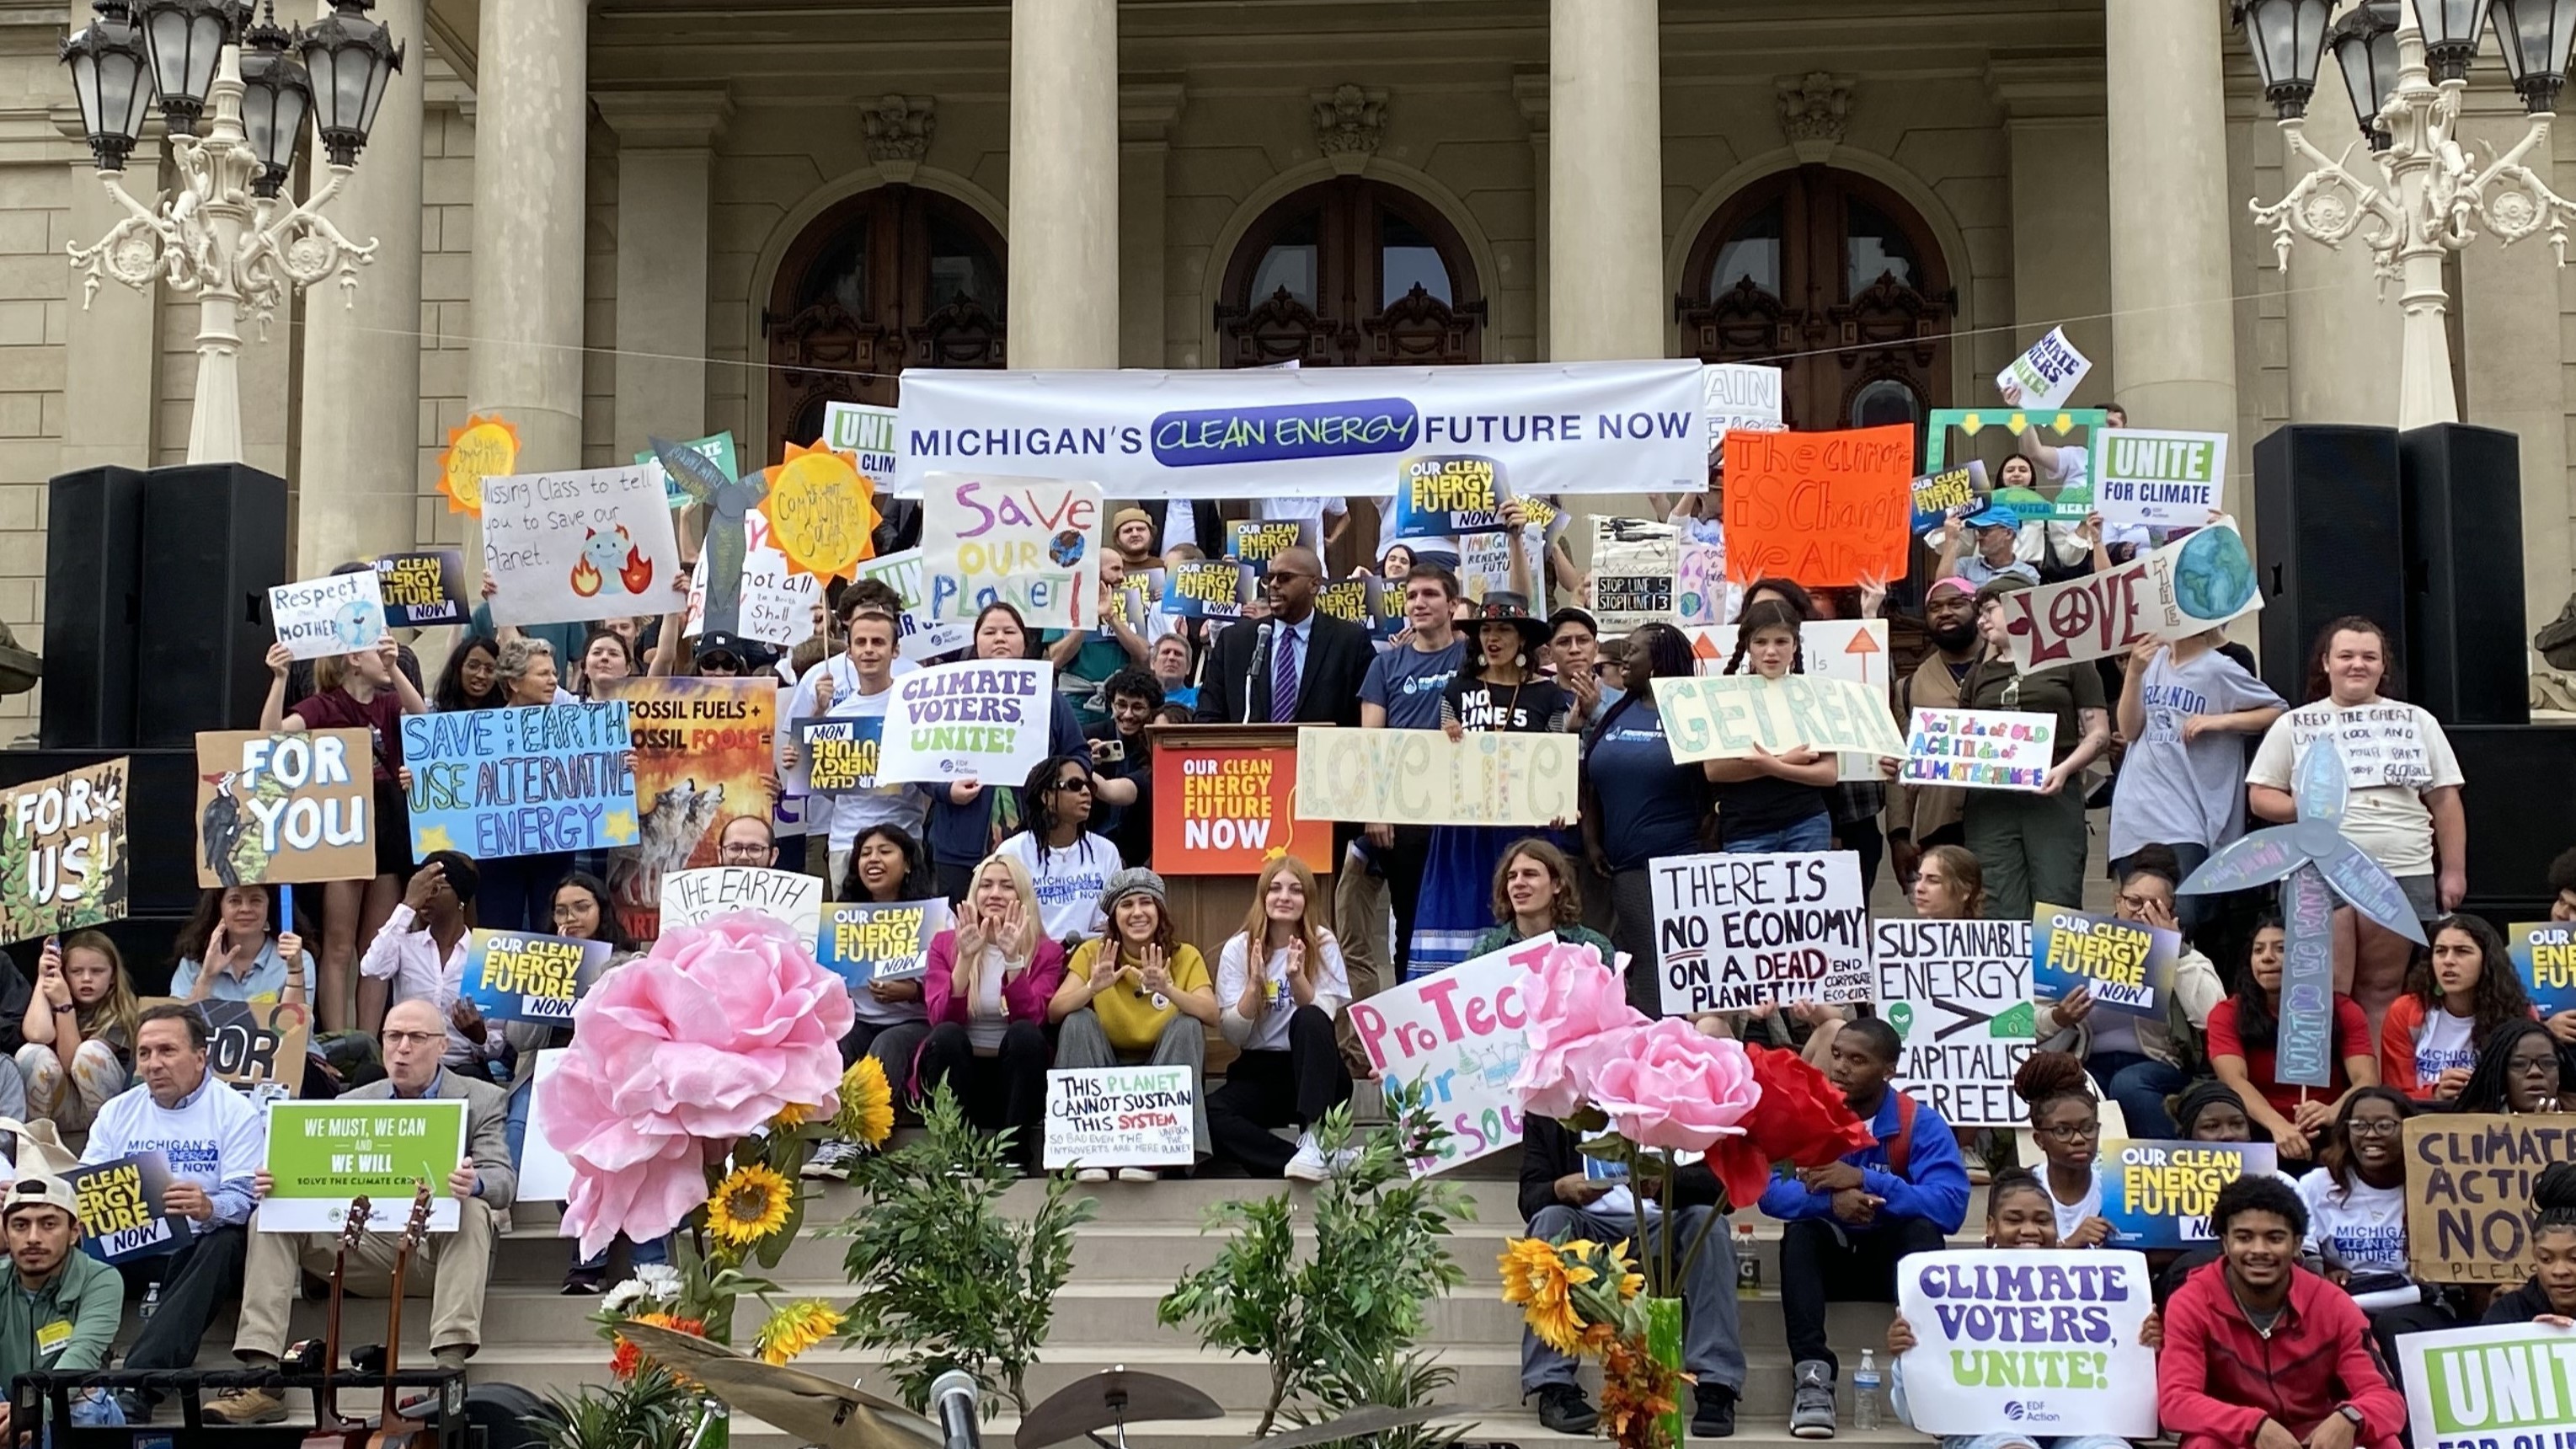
1143,723,1341,952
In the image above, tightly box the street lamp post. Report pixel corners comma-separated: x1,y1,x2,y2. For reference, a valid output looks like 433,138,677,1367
2242,0,2576,429
59,0,403,466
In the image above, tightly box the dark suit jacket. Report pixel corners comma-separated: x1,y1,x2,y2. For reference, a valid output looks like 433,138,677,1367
347,1071,518,1210
1194,612,1372,727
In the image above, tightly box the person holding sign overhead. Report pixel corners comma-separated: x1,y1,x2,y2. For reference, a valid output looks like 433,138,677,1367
17,933,137,1134
1048,869,1216,1180
2205,913,2378,1164
1959,578,2111,921
2108,628,2285,933
1209,857,1355,1181
1413,591,1568,978
2482,1162,2576,1325
2377,914,2534,1101
917,853,1066,1175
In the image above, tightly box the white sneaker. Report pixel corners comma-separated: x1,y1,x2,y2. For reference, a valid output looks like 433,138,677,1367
802,1139,860,1181
1115,1167,1157,1184
1075,1167,1111,1184
1284,1132,1331,1182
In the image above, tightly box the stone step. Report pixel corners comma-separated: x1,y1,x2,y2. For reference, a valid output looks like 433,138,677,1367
636,1409,1935,1449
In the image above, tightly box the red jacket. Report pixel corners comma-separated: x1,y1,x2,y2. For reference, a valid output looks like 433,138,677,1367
2158,1261,2407,1449
921,931,1066,1028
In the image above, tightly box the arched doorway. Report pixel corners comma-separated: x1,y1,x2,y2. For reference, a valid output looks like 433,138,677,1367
1215,176,1486,369
762,184,1007,460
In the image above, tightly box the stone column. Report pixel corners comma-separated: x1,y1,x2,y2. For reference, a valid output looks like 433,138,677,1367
467,0,589,468
295,0,424,569
1118,80,1180,368
1991,60,2115,401
2103,0,2241,441
1009,0,1119,369
596,91,728,454
1546,0,1663,361
53,108,158,471
1515,69,1550,358
2282,73,2402,426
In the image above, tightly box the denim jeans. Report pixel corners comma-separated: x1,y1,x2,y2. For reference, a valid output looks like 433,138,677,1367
1722,812,1833,855
2087,1050,2187,1138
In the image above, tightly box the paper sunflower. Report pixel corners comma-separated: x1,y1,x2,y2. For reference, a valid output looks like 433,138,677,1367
833,1056,895,1147
1499,1236,1591,1355
706,1163,794,1248
771,1100,817,1130
754,1298,847,1366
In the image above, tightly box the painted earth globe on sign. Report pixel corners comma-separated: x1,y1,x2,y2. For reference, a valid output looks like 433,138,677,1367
2172,525,2257,621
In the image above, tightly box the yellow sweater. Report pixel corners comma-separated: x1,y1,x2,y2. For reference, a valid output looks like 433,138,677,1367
1065,938,1211,1052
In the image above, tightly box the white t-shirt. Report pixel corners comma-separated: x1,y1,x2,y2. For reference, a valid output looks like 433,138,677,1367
2247,699,2464,875
1216,930,1353,1052
783,654,930,851
83,1076,266,1232
1258,496,1344,547
994,831,1115,944
2050,1166,2104,1244
2413,1008,2479,1084
2298,1172,2410,1276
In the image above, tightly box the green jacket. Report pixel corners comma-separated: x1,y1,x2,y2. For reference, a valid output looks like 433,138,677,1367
0,1252,123,1388
1469,922,1617,965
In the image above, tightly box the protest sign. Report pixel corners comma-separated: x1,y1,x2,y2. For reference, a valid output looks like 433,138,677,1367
1873,918,2035,1128
1901,708,2057,792
1998,522,2261,669
373,550,468,628
261,1099,468,1233
1589,516,1679,634
1312,577,1374,628
1153,740,1335,874
437,414,516,516
1671,543,1725,625
2278,864,2338,1088
635,430,739,511
269,571,387,661
0,758,126,944
143,997,312,1099
400,703,634,862
517,1051,574,1202
2097,1138,2276,1249
2001,326,2095,411
1720,425,1912,587
1651,674,1907,765
1922,409,2105,521
1894,1248,2158,1438
817,898,950,989
597,676,778,938
765,441,879,580
480,465,682,627
848,547,970,660
1162,559,1248,618
1292,727,1579,828
821,401,901,483
2398,1323,2576,1449
1681,620,1892,686
1392,456,1507,539
921,473,1104,631
874,660,1056,787
797,716,884,796
1651,851,1870,1014
2279,701,2444,790
461,928,609,1024
194,730,376,886
1042,1065,1198,1170
1703,362,1784,463
2404,1114,2576,1284
1226,518,1309,574
682,508,823,650
1909,463,1986,536
2096,429,2226,529
660,866,825,941
66,1152,184,1264
2032,905,2178,1017
2513,922,2576,1016
1347,934,1554,1175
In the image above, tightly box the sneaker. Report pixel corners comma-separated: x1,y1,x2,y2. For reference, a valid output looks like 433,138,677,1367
1790,1360,1836,1440
803,1138,861,1181
1283,1132,1331,1181
1692,1383,1738,1439
1533,1383,1600,1435
1114,1167,1157,1183
1075,1168,1111,1184
560,1265,607,1296
205,1388,287,1425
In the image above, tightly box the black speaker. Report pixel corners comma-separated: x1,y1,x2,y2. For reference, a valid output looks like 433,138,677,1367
2399,422,2529,725
2450,724,2576,922
40,466,147,749
2252,424,2405,704
134,463,289,747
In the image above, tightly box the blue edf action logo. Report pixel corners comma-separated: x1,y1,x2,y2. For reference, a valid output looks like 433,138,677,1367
1151,398,1419,468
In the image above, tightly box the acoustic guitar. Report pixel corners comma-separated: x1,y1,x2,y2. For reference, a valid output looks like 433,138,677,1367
301,1195,374,1447
364,1183,436,1449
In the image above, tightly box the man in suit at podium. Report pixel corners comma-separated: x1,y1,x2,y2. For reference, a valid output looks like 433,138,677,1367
1194,547,1372,728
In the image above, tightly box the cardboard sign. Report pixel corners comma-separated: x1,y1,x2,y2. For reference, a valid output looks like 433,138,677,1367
2032,905,2178,1017
1589,516,1679,634
1702,362,1784,464
765,441,878,580
1651,674,1907,764
921,473,1104,631
1921,409,2106,522
1895,1249,2157,1438
193,730,376,887
461,928,610,1024
1873,918,2035,1129
817,898,950,988
1225,519,1309,573
2399,1323,2576,1449
820,402,901,483
2096,429,2226,529
1345,934,1553,1175
400,704,636,862
874,660,1057,786
1392,456,1506,538
2513,922,2576,1017
1292,727,1579,828
1998,522,2262,670
1152,741,1335,875
516,1050,575,1203
66,1152,184,1264
1041,1065,1198,1170
261,1099,468,1234
481,465,683,628
635,430,739,511
1909,463,1986,536
2097,1138,2277,1249
598,676,780,939
141,997,312,1099
847,547,970,661
374,550,469,628
1901,708,2058,793
660,866,824,941
1162,559,1248,618
2001,326,2094,411
0,759,126,944
269,572,388,662
1719,426,1912,587
1650,851,1870,1014
1682,620,1892,686
2403,1114,2576,1285
797,716,884,796
437,414,516,516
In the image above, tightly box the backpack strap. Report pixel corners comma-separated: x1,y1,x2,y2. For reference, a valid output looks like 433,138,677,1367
1884,1091,1919,1183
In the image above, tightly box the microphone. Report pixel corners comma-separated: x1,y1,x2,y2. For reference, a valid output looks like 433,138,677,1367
931,1368,982,1449
1244,619,1276,724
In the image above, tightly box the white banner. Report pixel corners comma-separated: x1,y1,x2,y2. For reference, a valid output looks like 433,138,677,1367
894,361,1708,500
1895,1249,2159,1438
874,659,1056,786
2096,429,2227,529
1873,918,2036,1128
1649,851,1870,1014
482,466,685,628
1042,1065,1197,1169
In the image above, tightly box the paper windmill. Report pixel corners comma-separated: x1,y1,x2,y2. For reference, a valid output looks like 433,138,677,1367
649,436,768,636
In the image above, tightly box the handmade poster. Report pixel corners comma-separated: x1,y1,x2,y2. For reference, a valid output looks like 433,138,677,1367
1292,727,1579,828
2096,1138,2277,1249
1589,516,1679,634
1650,851,1870,1014
1703,361,1784,463
1895,1248,2158,1437
2278,865,2339,1088
849,547,970,660
766,440,879,580
873,660,1056,786
460,928,610,1024
437,414,517,516
516,1050,575,1202
1162,559,1248,619
399,703,634,862
1997,523,2261,670
1681,620,1892,686
2398,1323,2576,1449
1225,518,1309,573
0,759,126,944
1152,740,1335,875
1673,543,1727,625
268,570,387,663
2001,326,2095,412
821,400,902,484
1873,918,2035,1128
1921,409,2106,522
816,898,951,988
660,866,825,941
1346,934,1554,1175
595,676,778,940
193,730,376,887
1456,529,1524,602
65,1152,183,1264
1651,674,1908,765
635,430,739,512
1042,1066,1198,1170
479,465,683,627
143,997,312,1099
2279,702,2443,790
1901,708,2058,792
1312,577,1374,627
1720,426,1912,587
373,550,469,628
797,716,884,796
1392,455,1507,540
1909,463,1987,536
649,436,777,639
2403,1114,2576,1284
2032,905,2178,1017
260,1099,468,1233
920,473,1104,631
2513,922,2576,1017
684,508,822,650
2096,429,2226,529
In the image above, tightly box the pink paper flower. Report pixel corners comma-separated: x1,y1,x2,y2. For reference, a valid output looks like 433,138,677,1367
1586,1019,1763,1152
1508,941,1648,1119
542,912,854,1258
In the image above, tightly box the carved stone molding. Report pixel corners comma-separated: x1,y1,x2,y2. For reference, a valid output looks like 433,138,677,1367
863,94,935,181
1777,72,1852,163
1312,83,1387,174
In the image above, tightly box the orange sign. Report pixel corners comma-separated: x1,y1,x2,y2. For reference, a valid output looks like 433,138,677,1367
1150,742,1334,877
1720,425,1913,586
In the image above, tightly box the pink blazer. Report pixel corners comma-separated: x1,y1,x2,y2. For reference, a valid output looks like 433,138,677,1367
920,931,1066,1028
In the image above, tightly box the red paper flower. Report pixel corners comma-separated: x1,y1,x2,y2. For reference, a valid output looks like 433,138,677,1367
1705,1044,1877,1210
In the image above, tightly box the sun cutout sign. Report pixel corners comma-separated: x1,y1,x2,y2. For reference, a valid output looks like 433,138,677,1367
437,414,520,518
765,441,879,581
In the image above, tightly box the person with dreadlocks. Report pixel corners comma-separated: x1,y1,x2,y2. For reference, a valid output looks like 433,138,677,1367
2378,914,2536,1102
2014,1051,2114,1247
1703,599,1839,853
2450,1016,2576,1115
2484,1162,2576,1325
995,753,1120,952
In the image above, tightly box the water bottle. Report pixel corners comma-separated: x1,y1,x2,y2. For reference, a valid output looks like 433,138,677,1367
1852,1349,1883,1431
1734,1221,1760,1297
138,1283,160,1324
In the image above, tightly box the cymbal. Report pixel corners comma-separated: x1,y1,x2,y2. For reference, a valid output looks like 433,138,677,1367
612,1319,745,1379
1251,1404,1451,1449
1015,1369,1224,1449
615,1318,933,1449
